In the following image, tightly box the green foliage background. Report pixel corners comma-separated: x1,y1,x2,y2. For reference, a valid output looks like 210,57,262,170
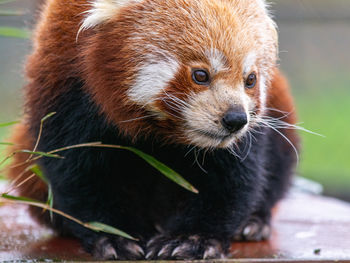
294,76,350,197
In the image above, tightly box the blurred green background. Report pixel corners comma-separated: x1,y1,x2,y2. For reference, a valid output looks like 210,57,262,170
273,0,350,200
0,0,349,200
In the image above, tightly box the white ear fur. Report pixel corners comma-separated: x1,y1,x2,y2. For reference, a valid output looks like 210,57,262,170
79,0,140,33
256,0,268,11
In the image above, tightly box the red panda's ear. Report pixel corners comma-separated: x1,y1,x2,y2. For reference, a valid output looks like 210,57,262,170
79,0,141,33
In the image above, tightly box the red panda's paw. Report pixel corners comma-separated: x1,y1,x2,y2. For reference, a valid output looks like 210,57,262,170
234,216,271,241
92,237,145,260
145,234,228,260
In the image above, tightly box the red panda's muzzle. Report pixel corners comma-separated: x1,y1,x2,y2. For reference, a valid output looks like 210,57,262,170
221,107,248,134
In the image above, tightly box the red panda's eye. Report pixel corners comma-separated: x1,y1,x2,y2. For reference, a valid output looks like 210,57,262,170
245,73,257,89
192,69,210,85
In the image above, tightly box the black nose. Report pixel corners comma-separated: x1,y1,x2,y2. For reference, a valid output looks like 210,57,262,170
221,109,248,133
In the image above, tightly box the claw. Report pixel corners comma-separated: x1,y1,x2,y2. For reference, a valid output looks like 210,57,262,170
237,218,271,241
203,246,216,259
146,236,158,247
261,225,271,240
171,243,191,257
93,238,118,260
157,243,172,258
104,243,118,260
145,250,155,260
146,235,226,260
125,242,145,257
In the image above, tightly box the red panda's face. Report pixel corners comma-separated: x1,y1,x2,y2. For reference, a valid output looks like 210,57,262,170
81,0,278,149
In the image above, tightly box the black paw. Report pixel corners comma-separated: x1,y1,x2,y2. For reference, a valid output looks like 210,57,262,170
234,216,271,241
145,234,227,260
92,237,145,260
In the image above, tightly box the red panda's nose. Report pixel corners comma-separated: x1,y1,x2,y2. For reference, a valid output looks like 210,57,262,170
221,107,248,133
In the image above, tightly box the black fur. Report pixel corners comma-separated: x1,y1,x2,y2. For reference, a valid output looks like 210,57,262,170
29,79,296,259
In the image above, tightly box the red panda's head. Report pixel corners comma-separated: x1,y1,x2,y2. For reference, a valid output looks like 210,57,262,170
80,0,278,149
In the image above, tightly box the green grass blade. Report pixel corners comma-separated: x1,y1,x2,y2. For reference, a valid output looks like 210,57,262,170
0,142,13,146
86,222,137,240
0,26,29,38
47,185,54,221
19,150,63,159
121,146,198,194
29,164,47,183
0,121,18,128
1,193,39,203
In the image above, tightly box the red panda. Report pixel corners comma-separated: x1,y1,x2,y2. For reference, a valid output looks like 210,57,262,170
7,0,299,260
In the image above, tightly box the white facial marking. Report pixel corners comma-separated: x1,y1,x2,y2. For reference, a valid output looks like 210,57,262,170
205,49,229,73
259,75,267,111
243,52,257,75
128,54,179,106
79,0,142,33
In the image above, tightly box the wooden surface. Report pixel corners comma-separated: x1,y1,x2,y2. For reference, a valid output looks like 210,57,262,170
1,183,350,262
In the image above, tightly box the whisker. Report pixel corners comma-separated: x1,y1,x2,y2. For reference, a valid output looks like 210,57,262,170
201,148,209,166
194,148,208,174
258,121,300,164
241,131,253,162
184,145,196,157
249,127,265,135
251,113,324,138
163,110,186,121
258,117,324,137
264,107,291,115
161,100,182,112
227,142,242,160
163,91,190,109
119,114,157,123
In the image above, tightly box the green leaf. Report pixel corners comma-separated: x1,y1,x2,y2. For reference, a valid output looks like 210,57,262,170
1,193,39,203
0,26,29,38
0,142,13,146
47,185,54,221
0,121,18,128
0,9,24,16
87,222,137,240
27,163,53,221
29,163,54,220
29,164,47,183
19,150,63,159
122,146,198,194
